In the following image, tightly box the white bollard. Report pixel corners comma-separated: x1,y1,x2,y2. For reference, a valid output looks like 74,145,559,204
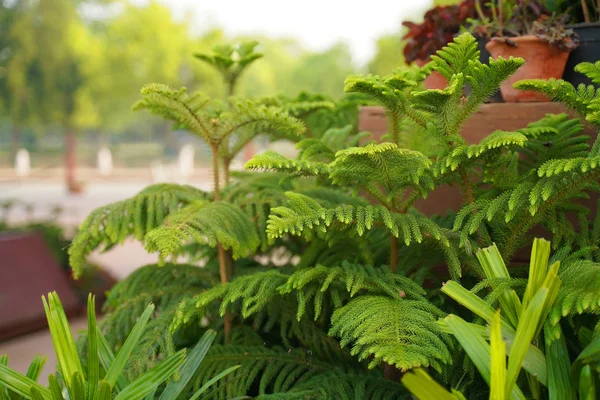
151,160,167,183
97,146,113,176
178,144,195,178
15,148,30,177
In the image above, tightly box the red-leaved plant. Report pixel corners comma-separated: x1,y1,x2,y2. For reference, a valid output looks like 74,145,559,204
402,0,482,63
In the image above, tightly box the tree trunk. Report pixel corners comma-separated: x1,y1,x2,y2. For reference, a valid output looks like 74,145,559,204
11,124,21,162
65,129,79,193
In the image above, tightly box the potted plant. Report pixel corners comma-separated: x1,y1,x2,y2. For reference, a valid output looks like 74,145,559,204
555,0,600,86
476,0,579,102
402,0,480,89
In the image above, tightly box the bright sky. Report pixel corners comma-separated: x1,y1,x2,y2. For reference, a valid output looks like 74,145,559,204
151,0,433,66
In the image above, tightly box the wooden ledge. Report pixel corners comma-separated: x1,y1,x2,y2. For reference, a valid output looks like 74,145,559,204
359,103,597,143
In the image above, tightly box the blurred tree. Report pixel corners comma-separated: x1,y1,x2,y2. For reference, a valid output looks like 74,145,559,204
31,0,103,192
367,34,405,75
0,0,39,159
284,43,356,98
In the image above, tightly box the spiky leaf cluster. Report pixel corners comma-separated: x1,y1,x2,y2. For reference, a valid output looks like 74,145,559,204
194,40,263,89
453,113,600,259
133,83,305,155
68,184,210,277
173,261,453,379
145,200,261,262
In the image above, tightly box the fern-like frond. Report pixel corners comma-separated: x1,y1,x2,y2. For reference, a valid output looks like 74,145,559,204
133,84,215,142
575,61,600,86
256,371,408,400
329,295,452,371
429,32,479,80
144,200,260,262
219,98,306,150
281,262,427,319
245,150,330,177
186,345,337,399
80,263,217,378
296,125,369,163
267,192,447,244
537,156,600,177
517,114,589,168
546,259,600,342
68,184,209,277
514,79,598,121
433,130,528,176
457,57,525,126
329,142,432,189
343,74,411,113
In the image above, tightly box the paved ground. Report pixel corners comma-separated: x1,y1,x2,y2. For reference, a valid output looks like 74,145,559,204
0,175,213,382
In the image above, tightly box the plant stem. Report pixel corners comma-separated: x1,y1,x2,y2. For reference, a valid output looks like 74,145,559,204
389,111,400,146
459,169,475,205
475,0,487,22
212,144,232,336
65,128,77,193
390,235,399,273
498,0,504,35
582,0,592,23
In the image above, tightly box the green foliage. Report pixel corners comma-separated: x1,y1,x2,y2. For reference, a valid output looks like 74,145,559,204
145,200,261,262
94,264,218,378
0,292,237,400
133,83,304,150
194,40,263,97
65,32,600,399
514,62,600,155
330,295,452,371
68,183,210,277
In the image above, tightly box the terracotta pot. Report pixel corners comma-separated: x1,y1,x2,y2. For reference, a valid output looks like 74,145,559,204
485,36,571,102
414,58,448,90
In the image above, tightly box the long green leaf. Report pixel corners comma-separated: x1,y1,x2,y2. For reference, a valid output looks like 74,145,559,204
490,310,506,400
188,365,241,400
522,238,551,309
438,318,547,385
0,364,51,400
440,282,548,385
444,314,526,400
401,368,458,400
42,292,83,389
578,365,596,400
104,303,155,388
159,330,216,400
69,372,86,400
48,375,63,400
25,356,46,382
96,328,129,392
97,381,112,400
476,244,521,327
87,295,99,400
113,349,186,400
571,334,600,386
535,261,561,338
505,288,548,396
30,388,47,400
546,330,576,400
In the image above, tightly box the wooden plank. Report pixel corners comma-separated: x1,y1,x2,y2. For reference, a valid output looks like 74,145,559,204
359,103,597,143
0,232,81,342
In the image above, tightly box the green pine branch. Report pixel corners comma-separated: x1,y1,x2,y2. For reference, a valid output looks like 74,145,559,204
68,184,210,278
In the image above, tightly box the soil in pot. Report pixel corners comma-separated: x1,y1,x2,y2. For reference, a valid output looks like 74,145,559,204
563,22,600,87
486,35,571,102
414,58,448,90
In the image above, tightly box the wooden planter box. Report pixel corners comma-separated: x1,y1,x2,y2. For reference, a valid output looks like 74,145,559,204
359,103,598,261
0,231,81,342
